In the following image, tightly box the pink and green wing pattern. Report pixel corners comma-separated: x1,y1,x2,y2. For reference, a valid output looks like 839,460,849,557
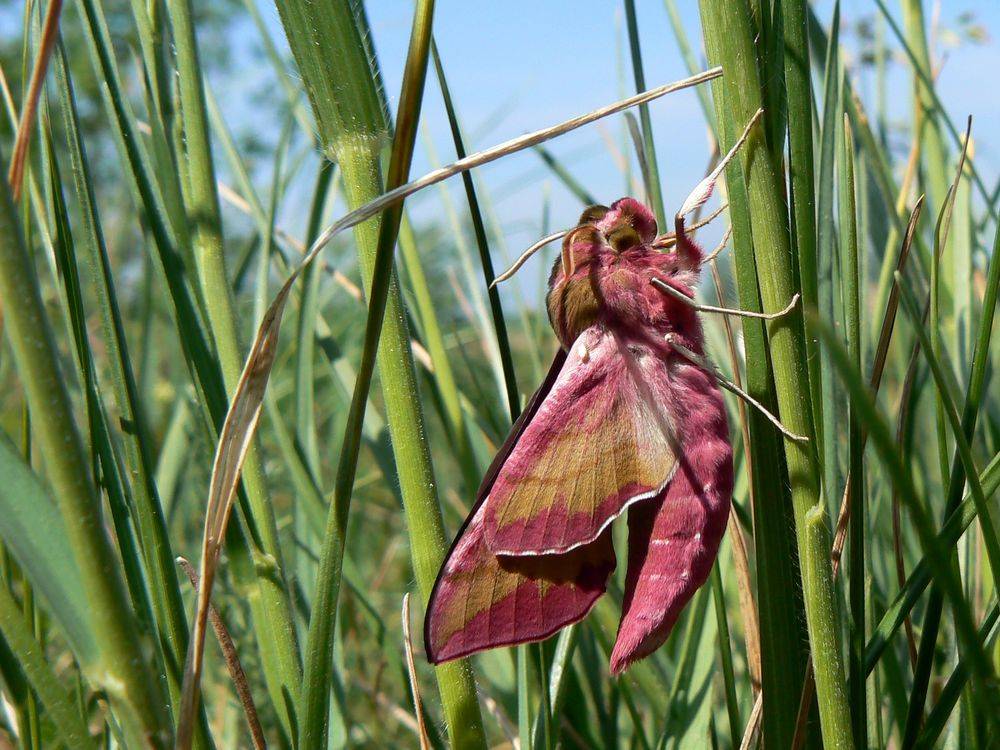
483,327,679,556
425,350,617,663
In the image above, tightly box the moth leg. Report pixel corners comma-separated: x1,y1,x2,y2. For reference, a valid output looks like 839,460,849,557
653,204,728,249
652,277,800,320
665,334,809,444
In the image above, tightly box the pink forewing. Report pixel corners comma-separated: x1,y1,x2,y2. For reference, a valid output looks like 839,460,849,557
483,327,678,557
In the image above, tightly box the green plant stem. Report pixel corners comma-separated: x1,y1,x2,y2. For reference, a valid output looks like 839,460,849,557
165,0,302,733
0,583,93,750
703,29,809,749
276,2,486,747
787,0,823,477
0,172,168,747
699,2,854,747
623,0,666,229
839,115,866,748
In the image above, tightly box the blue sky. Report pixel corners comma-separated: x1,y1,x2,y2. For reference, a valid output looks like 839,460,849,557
234,1,1000,286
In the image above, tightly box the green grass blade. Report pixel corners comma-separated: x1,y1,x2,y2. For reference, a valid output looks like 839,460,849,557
702,23,810,747
430,41,521,419
0,171,168,747
0,583,94,750
699,2,854,746
839,113,866,748
623,0,666,229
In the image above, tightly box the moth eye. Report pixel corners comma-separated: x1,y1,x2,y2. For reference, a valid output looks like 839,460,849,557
577,204,610,226
607,225,641,252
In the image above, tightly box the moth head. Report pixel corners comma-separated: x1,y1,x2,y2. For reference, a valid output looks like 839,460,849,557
556,197,658,278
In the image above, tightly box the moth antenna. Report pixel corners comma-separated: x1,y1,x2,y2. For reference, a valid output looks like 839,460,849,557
665,334,808,443
652,277,800,320
492,230,567,287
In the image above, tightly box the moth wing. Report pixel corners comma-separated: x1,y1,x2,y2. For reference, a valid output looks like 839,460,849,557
425,351,615,663
424,504,614,663
609,355,734,673
484,327,679,556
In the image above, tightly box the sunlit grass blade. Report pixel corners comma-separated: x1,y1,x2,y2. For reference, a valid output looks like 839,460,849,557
839,112,866,748
699,1,854,746
812,313,1000,722
0,172,168,747
623,0,666,228
702,19,810,746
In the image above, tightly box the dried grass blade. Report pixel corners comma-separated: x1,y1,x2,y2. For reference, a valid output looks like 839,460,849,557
6,0,63,199
178,558,265,750
401,594,431,750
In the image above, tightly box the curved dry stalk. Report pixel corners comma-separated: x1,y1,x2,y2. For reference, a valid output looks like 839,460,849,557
401,595,431,750
177,558,264,750
179,67,723,743
653,277,800,320
7,0,64,200
676,108,763,220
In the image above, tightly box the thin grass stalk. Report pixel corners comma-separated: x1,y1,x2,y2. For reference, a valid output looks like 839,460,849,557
698,2,853,747
902,198,1000,746
430,41,520,418
165,0,302,739
839,114,866,748
0,171,169,745
5,0,61,201
703,31,809,748
0,582,93,750
51,43,206,729
623,0,666,229
534,145,597,205
278,3,487,747
865,453,1000,673
710,563,741,749
783,0,823,482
